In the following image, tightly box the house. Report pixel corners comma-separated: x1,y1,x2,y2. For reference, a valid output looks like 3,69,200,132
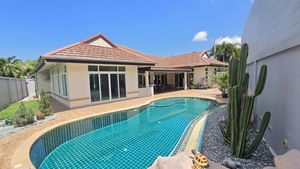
242,0,300,154
35,33,227,108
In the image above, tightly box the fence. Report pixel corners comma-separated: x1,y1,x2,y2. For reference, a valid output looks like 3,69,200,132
0,76,29,110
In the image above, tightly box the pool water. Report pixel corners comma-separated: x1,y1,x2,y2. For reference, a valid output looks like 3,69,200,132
31,98,215,169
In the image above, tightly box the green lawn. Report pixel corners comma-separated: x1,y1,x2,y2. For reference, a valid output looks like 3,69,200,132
0,100,39,120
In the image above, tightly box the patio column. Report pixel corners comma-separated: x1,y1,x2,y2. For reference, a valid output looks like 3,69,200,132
145,71,149,88
184,72,188,90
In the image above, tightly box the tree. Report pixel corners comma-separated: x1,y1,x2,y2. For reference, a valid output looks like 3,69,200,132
0,56,21,77
19,59,38,78
210,71,229,98
0,56,38,78
209,42,240,62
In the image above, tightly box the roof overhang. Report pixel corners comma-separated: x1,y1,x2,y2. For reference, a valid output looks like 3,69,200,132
192,63,228,67
139,66,192,73
34,55,155,73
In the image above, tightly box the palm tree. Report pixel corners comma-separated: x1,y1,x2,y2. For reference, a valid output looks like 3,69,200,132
209,42,240,62
0,56,22,77
20,59,38,77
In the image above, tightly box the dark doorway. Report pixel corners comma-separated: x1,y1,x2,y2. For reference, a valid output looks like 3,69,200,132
175,73,184,88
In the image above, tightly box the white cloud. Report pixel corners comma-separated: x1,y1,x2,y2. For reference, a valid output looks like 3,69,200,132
192,31,208,42
215,35,241,45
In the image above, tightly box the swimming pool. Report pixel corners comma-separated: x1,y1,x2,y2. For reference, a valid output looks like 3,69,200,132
30,97,216,169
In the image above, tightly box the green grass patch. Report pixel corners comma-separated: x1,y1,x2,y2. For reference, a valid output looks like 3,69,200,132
0,100,39,120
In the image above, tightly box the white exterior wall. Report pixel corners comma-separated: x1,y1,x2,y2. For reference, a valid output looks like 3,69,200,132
88,38,113,48
66,63,90,108
242,0,300,154
45,63,140,108
125,65,139,98
36,71,50,94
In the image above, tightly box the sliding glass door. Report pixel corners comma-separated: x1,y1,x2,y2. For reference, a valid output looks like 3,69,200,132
100,74,110,101
89,65,126,102
110,74,119,99
89,74,100,102
119,74,126,98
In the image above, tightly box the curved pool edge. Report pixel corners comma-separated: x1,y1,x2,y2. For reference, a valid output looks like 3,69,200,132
11,95,226,169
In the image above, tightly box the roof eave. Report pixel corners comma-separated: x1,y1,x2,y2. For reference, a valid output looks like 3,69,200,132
43,55,155,66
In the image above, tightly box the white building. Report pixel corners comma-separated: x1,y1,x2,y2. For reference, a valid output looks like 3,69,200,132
35,33,227,108
242,0,300,154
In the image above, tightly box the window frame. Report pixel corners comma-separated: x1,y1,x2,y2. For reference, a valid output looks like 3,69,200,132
88,65,127,103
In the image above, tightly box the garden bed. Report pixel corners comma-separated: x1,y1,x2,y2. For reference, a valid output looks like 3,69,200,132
0,100,39,120
0,114,56,139
200,105,275,169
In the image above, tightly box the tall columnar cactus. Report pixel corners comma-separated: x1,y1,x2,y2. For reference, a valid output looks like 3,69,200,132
220,43,271,158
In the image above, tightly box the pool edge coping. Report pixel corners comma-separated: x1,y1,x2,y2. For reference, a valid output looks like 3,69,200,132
12,95,226,169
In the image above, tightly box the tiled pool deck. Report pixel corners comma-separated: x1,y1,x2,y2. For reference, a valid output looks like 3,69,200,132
0,89,227,169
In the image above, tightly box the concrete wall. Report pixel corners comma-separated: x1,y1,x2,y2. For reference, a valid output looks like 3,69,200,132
193,66,218,84
242,0,300,154
0,77,28,110
243,0,300,64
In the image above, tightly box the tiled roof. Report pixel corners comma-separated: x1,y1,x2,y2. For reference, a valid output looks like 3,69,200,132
146,52,228,68
118,45,228,68
43,33,227,67
44,34,154,65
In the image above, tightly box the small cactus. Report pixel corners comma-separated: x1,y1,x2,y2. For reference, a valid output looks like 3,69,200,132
221,43,271,158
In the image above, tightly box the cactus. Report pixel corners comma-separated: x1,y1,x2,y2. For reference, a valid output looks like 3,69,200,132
221,43,271,158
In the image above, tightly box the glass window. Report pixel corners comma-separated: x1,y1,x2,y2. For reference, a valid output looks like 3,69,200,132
100,74,110,100
57,75,61,94
118,66,125,71
89,74,100,102
138,74,145,88
99,66,117,71
88,65,98,71
51,69,55,92
110,74,119,99
119,74,126,98
61,74,68,97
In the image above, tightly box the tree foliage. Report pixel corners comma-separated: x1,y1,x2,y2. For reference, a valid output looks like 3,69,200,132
209,42,240,62
211,71,229,95
0,56,37,78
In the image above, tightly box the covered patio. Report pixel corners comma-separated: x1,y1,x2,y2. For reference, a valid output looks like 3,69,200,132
138,67,192,95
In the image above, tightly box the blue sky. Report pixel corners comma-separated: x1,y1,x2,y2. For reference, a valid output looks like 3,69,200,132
0,0,252,60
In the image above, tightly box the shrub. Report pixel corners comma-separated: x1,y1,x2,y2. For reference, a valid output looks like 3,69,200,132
39,90,53,116
13,102,35,126
36,113,45,120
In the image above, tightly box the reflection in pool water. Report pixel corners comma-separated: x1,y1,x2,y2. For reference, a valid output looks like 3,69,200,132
30,98,216,169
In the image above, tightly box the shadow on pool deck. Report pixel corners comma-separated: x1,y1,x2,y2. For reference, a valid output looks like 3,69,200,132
49,98,69,113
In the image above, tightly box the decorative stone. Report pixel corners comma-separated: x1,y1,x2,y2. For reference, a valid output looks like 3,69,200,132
200,105,275,169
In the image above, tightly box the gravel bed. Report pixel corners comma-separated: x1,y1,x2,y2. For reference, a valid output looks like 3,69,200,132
200,105,275,169
0,115,56,139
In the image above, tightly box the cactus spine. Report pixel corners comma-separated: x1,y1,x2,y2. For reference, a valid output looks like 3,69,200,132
221,43,271,158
